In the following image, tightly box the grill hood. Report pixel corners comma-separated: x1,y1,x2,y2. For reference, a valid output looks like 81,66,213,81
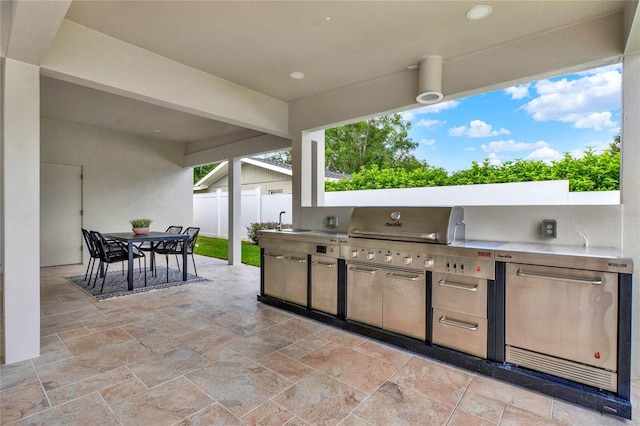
347,206,464,244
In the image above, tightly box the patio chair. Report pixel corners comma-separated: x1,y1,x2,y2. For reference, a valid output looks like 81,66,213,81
138,225,182,271
81,228,101,283
90,231,147,292
153,226,200,282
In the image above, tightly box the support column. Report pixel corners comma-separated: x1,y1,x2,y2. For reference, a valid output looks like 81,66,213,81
621,50,640,379
311,131,326,207
291,130,325,229
227,157,242,265
2,59,41,363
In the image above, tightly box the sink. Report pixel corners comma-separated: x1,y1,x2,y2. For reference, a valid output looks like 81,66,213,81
277,228,310,233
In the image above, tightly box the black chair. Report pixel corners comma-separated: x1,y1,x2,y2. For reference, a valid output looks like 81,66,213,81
153,226,200,282
90,231,147,292
138,225,182,271
81,228,101,283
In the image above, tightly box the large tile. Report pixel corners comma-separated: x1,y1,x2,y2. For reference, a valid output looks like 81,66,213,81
36,340,153,390
499,405,564,426
448,409,496,425
127,347,209,387
355,381,454,425
61,327,134,356
457,390,505,423
225,331,293,361
12,392,119,426
99,377,148,406
552,399,631,425
266,318,326,342
241,401,295,426
353,340,412,369
46,366,137,406
390,356,474,406
121,314,193,346
186,353,293,417
299,341,398,393
178,402,244,425
110,376,213,426
0,380,49,424
274,371,365,426
258,352,315,383
176,324,238,354
0,360,38,391
467,376,553,419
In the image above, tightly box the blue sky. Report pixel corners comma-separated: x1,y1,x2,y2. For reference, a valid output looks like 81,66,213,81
401,64,622,173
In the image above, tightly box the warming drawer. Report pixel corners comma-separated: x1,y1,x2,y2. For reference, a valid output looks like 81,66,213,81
432,308,488,358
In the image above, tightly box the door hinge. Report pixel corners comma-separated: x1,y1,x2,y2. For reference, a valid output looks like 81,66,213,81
80,209,83,215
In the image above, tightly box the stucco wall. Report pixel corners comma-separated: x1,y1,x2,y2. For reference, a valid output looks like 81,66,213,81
40,119,194,244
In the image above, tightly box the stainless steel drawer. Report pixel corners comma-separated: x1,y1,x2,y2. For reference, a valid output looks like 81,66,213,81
432,273,487,318
311,256,338,315
432,308,487,359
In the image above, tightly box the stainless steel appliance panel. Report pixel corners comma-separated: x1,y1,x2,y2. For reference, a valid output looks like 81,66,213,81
347,264,383,327
311,256,338,315
432,308,488,358
283,255,308,306
382,270,426,340
263,253,284,299
505,263,618,371
432,273,487,318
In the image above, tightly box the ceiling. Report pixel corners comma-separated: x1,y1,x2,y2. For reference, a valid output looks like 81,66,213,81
40,0,634,144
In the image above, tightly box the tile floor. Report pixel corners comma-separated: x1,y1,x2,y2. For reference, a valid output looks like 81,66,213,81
1,255,639,425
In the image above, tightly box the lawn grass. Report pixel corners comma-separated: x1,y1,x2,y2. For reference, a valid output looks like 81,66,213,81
194,235,261,267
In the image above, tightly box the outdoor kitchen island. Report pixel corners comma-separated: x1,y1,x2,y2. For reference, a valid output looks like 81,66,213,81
257,207,633,419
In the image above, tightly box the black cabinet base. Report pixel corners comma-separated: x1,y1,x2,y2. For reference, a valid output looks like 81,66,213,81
257,294,632,420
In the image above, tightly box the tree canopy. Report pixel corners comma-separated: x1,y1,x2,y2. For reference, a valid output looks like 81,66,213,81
325,113,423,174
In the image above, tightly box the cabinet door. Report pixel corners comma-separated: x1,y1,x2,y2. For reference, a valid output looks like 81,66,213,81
311,257,338,315
284,255,308,306
347,265,383,327
383,271,426,340
263,253,284,299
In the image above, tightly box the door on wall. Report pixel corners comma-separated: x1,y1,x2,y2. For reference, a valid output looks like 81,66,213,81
40,163,83,267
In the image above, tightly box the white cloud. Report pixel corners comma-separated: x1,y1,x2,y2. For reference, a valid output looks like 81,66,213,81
527,146,563,164
522,68,620,130
570,111,616,130
420,138,436,148
415,119,446,129
401,100,461,120
449,125,467,136
450,120,510,138
481,139,548,153
504,84,530,100
465,147,476,151
487,153,502,166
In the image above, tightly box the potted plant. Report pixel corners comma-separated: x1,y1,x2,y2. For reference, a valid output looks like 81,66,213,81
130,218,153,234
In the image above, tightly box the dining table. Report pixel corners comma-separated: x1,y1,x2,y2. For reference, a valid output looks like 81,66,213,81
103,231,190,291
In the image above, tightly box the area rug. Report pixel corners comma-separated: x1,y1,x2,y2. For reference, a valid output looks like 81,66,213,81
65,267,209,301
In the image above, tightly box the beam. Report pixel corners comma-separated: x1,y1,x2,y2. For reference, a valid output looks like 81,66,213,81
184,133,291,167
41,20,289,138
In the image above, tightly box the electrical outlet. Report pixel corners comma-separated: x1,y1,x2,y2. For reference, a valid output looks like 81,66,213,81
541,219,557,238
325,215,338,229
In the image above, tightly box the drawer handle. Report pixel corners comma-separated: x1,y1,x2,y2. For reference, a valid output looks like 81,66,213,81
312,261,335,268
438,316,478,331
387,272,419,281
285,256,306,263
350,267,377,274
438,280,478,292
265,254,284,259
516,270,602,285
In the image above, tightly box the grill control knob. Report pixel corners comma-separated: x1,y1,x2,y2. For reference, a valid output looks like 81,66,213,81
351,250,358,258
424,258,434,268
403,256,412,265
385,254,393,263
367,252,375,260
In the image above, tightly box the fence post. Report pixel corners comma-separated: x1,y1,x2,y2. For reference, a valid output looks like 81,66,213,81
216,188,222,237
255,186,262,225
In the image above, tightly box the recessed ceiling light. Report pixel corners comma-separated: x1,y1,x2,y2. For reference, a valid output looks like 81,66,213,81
466,4,492,20
153,129,162,133
289,72,305,80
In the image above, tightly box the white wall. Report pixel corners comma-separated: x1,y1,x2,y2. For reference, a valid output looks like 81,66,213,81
41,119,194,248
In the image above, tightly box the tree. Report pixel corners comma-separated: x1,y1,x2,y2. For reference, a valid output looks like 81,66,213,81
609,131,621,153
263,150,292,164
193,163,218,184
325,113,422,174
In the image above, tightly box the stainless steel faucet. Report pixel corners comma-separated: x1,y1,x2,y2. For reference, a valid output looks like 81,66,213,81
277,211,286,231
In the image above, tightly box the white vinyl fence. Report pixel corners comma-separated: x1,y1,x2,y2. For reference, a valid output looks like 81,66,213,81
193,182,620,239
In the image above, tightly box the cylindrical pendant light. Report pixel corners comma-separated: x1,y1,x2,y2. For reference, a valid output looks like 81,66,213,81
416,55,443,104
